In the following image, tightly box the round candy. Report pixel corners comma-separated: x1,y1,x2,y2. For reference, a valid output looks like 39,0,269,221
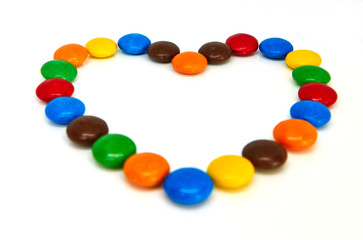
298,82,338,107
225,33,258,56
53,43,88,67
45,97,85,124
66,116,109,146
273,119,318,150
259,38,293,59
285,50,322,69
118,33,151,55
163,168,213,205
36,78,74,102
171,51,208,74
41,60,77,82
85,38,117,58
207,155,254,189
292,65,331,85
290,100,331,128
147,41,180,63
242,140,287,170
198,41,232,63
92,134,136,168
123,152,170,187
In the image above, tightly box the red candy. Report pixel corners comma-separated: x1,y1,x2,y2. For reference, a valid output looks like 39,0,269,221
226,33,259,56
36,78,74,102
298,82,338,107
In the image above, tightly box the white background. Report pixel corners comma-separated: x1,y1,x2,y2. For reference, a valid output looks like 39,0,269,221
1,0,362,239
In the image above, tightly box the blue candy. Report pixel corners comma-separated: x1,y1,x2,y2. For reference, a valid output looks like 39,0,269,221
259,38,293,59
290,100,331,128
163,168,213,205
118,33,151,55
45,97,85,124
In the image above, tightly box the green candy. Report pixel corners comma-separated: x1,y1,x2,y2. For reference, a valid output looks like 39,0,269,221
92,134,136,168
41,60,77,82
292,65,331,85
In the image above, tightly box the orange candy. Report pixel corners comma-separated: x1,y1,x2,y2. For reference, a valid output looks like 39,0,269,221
273,119,318,150
171,51,207,74
123,152,170,187
54,44,89,67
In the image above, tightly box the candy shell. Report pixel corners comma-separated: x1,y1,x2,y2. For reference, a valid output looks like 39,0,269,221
163,168,213,205
298,82,338,107
41,60,77,82
36,78,74,102
198,41,232,63
171,51,207,74
45,97,85,124
225,33,258,56
273,119,318,150
85,38,117,58
53,43,88,67
118,33,151,55
207,155,254,189
292,65,331,85
259,38,293,59
290,100,331,128
285,50,322,69
147,41,180,63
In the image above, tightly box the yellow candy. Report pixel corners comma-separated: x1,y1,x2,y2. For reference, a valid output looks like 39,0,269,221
207,155,255,189
85,38,117,58
285,50,322,69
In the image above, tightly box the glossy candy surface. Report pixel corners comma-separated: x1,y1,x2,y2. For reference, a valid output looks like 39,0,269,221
118,33,151,55
292,65,331,85
41,60,77,82
259,38,293,59
66,116,109,146
198,41,232,63
207,155,254,189
290,100,331,128
171,51,208,74
53,44,88,67
273,119,318,150
123,152,170,187
45,97,85,124
85,38,117,58
92,134,136,168
298,82,338,107
285,50,322,69
242,140,287,170
163,168,213,205
225,33,258,56
147,41,180,63
36,78,74,102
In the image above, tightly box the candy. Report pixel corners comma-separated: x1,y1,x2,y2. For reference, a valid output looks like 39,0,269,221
242,140,287,170
45,97,85,124
123,152,170,187
35,78,74,102
92,134,136,168
171,51,207,74
85,38,117,58
198,41,232,63
225,33,258,56
66,116,109,146
147,41,180,63
273,119,318,150
207,155,254,189
163,168,213,205
298,82,338,107
259,38,293,59
292,65,331,85
118,33,151,55
290,100,331,128
41,60,77,82
285,50,322,69
53,43,88,67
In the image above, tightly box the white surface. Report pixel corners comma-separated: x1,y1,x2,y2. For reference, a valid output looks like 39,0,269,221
1,0,362,239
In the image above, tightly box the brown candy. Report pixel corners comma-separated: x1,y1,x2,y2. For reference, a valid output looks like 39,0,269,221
198,41,232,64
147,41,180,63
242,140,287,170
66,116,109,146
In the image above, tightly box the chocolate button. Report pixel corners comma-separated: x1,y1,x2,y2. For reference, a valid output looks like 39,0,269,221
147,41,180,63
242,140,287,170
66,116,109,146
198,42,232,64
